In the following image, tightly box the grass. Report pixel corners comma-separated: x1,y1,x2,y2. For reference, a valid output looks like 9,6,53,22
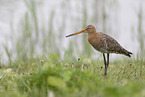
1,0,145,97
0,57,144,97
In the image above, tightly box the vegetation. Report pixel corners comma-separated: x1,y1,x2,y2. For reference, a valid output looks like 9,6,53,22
0,57,144,97
0,0,145,97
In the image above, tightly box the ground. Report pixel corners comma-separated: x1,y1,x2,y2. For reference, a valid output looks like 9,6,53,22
0,57,145,97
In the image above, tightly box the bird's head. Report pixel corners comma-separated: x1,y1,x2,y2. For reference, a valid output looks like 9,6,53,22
66,25,96,38
85,25,96,33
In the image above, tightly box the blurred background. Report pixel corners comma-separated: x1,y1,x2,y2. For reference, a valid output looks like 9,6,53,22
0,0,145,64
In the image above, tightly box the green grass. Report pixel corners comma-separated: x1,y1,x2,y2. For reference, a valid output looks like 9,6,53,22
1,0,145,97
0,57,144,97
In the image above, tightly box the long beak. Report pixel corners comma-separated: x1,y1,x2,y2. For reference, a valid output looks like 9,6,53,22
66,30,85,38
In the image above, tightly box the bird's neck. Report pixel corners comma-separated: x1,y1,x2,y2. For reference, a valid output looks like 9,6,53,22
87,32,101,49
88,32,100,39
88,31,97,35
88,32,96,38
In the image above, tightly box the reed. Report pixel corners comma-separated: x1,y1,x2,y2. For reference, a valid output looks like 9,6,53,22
137,6,145,58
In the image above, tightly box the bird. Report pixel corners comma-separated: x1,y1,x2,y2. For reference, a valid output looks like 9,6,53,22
66,25,132,76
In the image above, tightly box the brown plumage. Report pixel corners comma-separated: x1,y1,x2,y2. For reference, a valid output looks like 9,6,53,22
66,25,132,76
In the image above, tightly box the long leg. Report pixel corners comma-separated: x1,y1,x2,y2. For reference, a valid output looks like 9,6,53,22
107,53,109,68
103,53,107,76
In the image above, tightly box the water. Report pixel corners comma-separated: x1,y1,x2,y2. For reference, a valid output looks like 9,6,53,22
0,0,144,62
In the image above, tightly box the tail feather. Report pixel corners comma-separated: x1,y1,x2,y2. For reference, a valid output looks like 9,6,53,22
126,51,132,57
121,48,132,57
